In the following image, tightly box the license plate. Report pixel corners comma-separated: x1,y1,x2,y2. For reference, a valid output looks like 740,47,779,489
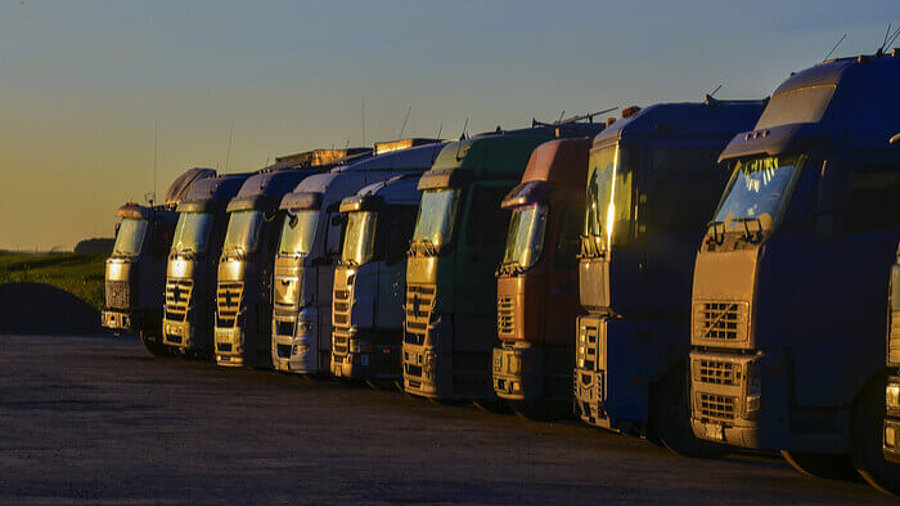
704,422,725,441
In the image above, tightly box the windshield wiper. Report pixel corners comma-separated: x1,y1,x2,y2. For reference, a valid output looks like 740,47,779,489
578,234,605,260
732,217,764,244
408,238,438,257
706,221,726,246
495,262,524,277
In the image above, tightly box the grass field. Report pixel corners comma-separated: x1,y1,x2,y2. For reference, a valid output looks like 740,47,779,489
0,252,106,310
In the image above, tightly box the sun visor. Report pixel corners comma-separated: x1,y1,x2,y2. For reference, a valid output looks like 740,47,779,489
417,168,472,190
501,181,551,210
116,204,151,220
340,194,384,213
280,191,324,211
718,123,823,163
227,194,277,213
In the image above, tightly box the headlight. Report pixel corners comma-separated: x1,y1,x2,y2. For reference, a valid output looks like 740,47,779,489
423,350,435,379
886,382,900,410
745,361,761,415
886,425,897,449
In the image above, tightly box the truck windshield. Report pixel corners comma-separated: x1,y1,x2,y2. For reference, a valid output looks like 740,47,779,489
278,210,320,257
341,211,377,265
113,218,148,257
714,154,805,230
503,204,548,270
584,143,632,249
222,210,263,258
412,189,459,252
171,212,213,255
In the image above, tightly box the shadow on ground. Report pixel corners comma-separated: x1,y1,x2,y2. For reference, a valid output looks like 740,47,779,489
0,282,108,335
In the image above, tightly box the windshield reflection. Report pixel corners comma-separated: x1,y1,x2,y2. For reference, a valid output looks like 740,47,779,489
341,211,377,265
222,210,263,258
279,210,320,257
113,218,148,257
584,144,632,249
503,204,547,270
171,212,213,255
412,189,459,252
714,154,805,229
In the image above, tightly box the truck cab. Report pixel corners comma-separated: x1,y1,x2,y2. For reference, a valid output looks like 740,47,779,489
214,167,327,368
162,173,249,358
888,239,900,468
573,101,765,454
491,137,593,418
402,122,601,402
330,175,423,385
271,140,443,375
103,168,215,355
688,53,900,492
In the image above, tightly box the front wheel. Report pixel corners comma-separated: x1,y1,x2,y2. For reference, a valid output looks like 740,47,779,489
850,377,900,495
139,330,172,357
648,363,731,458
781,451,860,482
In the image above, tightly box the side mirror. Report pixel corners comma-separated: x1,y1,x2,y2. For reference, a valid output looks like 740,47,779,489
890,133,900,145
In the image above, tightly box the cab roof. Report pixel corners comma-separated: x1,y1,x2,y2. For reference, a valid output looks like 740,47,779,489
227,168,320,213
520,138,592,187
177,173,251,213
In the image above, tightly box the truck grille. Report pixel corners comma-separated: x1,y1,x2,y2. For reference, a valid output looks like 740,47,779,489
216,282,243,328
577,322,600,371
698,393,736,421
105,280,131,309
332,286,353,359
697,359,738,386
164,278,193,322
404,283,435,345
890,311,900,364
694,301,749,343
497,295,515,338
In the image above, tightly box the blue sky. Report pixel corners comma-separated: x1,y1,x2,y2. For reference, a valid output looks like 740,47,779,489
0,0,896,249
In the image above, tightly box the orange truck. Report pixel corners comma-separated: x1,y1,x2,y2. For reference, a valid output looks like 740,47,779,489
492,138,591,418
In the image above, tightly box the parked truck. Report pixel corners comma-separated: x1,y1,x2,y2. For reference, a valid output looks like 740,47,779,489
402,120,602,403
688,53,900,492
330,175,423,385
103,168,215,355
573,100,765,454
214,166,334,368
164,149,356,360
161,173,249,358
271,139,443,375
888,238,900,468
491,137,592,418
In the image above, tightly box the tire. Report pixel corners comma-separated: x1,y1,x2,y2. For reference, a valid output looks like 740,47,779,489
139,330,172,357
781,450,861,482
648,362,731,458
850,377,900,495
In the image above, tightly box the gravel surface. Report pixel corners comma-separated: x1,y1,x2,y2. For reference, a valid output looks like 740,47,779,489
0,333,892,505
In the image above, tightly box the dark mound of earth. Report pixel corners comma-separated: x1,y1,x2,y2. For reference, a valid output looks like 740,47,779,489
0,282,108,335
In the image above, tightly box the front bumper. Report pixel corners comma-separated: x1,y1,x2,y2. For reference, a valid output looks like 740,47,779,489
331,329,400,381
884,376,900,463
688,349,788,450
493,342,542,401
272,308,322,375
101,308,150,333
163,319,196,350
214,326,247,367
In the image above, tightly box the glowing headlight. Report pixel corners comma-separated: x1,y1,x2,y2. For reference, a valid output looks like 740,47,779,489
886,383,900,410
171,258,188,278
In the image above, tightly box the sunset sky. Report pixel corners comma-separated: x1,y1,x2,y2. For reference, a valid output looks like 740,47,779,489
0,0,895,250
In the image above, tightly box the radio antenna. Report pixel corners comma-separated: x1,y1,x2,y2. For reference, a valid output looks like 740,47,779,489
708,83,723,98
455,118,469,161
152,119,158,205
398,106,412,139
361,99,366,145
882,24,900,53
224,123,234,172
823,33,847,61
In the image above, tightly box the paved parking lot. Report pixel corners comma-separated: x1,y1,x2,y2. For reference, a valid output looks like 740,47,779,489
0,333,892,505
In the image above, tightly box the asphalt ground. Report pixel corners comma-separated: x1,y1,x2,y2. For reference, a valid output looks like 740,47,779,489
0,333,894,505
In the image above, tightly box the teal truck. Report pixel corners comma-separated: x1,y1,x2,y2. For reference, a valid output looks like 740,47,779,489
402,120,602,402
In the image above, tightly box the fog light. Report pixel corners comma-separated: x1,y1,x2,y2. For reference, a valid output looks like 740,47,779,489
887,425,897,448
887,383,900,410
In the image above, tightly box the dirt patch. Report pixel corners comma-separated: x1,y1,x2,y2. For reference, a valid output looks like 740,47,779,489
0,283,108,336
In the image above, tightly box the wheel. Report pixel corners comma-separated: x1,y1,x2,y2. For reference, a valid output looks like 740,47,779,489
781,450,861,482
648,362,731,458
509,400,572,422
850,377,900,495
139,331,172,357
